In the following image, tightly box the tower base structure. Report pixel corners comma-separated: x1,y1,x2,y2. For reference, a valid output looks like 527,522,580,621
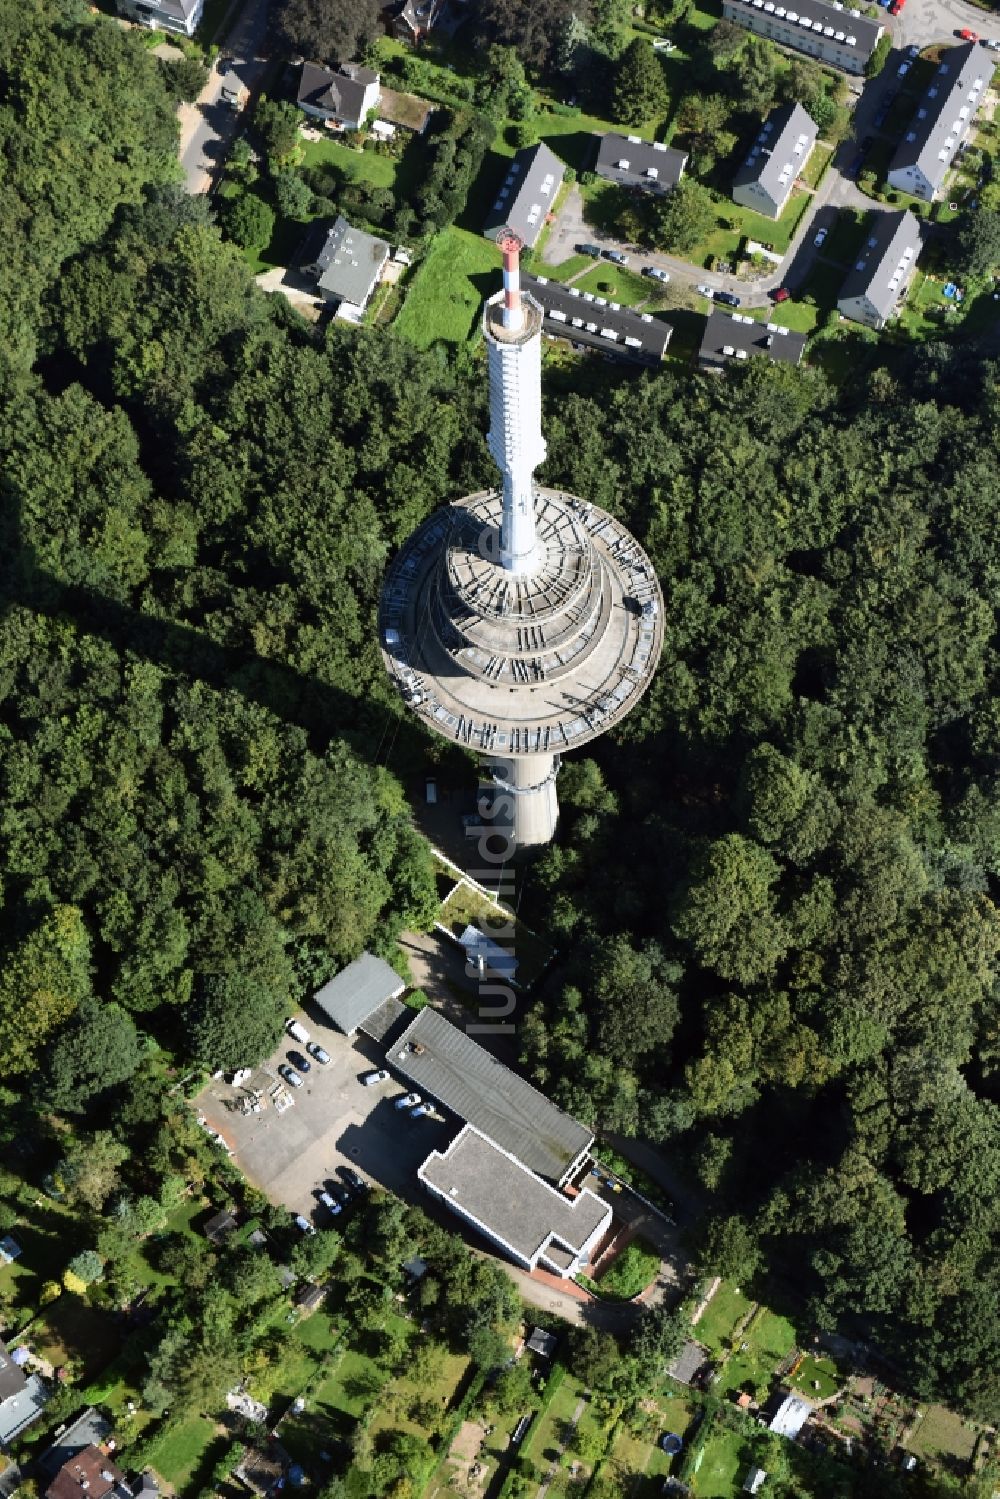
484,753,560,851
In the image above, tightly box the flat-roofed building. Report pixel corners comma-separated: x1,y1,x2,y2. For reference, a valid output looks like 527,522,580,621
418,1125,611,1276
313,953,406,1036
732,103,817,218
526,275,671,365
888,43,986,201
721,0,882,75
389,1007,593,1185
595,132,687,194
837,209,921,329
484,142,565,249
698,310,806,371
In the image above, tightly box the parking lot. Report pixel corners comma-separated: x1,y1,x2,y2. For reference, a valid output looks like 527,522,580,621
193,1009,451,1225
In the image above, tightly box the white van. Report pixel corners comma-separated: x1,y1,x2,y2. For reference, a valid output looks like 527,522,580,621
286,1018,310,1044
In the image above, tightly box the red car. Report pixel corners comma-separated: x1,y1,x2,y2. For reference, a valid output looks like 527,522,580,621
958,26,978,39
889,0,903,14
772,288,790,302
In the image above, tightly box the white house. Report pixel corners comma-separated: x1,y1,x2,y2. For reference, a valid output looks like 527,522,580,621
297,61,381,131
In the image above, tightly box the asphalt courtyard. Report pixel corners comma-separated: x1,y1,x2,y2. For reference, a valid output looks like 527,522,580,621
193,1010,451,1226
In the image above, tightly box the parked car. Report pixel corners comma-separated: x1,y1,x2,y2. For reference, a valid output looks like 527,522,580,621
307,1042,330,1065
888,0,904,16
897,60,911,75
578,243,602,258
652,36,676,50
958,27,978,40
318,1191,342,1215
363,1068,390,1086
861,134,874,151
341,1167,368,1193
716,291,740,307
696,283,714,299
847,151,865,176
603,249,629,265
396,1091,422,1110
985,38,1000,50
288,1050,311,1074
643,266,670,282
286,1019,310,1044
294,1214,315,1235
280,1064,303,1088
906,43,920,56
814,226,828,246
411,1102,434,1118
772,287,790,303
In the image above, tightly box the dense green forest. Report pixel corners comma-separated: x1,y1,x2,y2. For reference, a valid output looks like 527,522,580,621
1,0,998,1438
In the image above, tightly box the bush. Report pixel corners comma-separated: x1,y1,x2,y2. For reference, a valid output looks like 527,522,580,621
221,192,276,250
67,1249,105,1285
162,55,210,103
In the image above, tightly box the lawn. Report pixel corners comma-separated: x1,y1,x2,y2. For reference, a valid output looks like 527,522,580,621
569,263,669,309
300,135,399,189
394,226,501,348
690,188,812,266
718,1307,797,1401
906,1403,979,1465
144,1415,219,1491
788,1352,841,1403
688,1425,748,1499
801,143,835,190
694,1281,753,1354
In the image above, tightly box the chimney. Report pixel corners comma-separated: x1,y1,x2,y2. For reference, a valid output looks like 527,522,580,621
496,228,524,331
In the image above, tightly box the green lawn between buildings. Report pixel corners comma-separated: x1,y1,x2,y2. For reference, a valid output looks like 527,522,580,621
695,1281,754,1353
394,226,501,348
143,1415,219,1491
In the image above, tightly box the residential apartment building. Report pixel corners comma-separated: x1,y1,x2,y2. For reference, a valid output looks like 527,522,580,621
721,0,882,75
887,42,987,201
732,102,818,218
595,132,688,194
837,209,922,329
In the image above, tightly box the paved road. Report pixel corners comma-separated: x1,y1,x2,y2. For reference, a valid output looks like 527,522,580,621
178,0,271,193
543,21,996,310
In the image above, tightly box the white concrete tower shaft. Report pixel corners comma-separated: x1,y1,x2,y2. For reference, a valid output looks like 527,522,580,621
485,231,546,577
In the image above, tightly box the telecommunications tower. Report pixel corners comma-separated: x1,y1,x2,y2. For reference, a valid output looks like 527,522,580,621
379,231,664,850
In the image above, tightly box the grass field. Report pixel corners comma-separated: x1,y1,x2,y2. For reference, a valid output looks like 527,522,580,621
695,1282,753,1353
788,1352,841,1402
300,136,399,189
569,263,668,309
907,1403,978,1465
689,1425,747,1498
144,1415,219,1490
719,1307,797,1400
394,227,501,348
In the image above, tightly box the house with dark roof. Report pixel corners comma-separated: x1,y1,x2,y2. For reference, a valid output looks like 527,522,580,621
313,952,407,1036
0,1343,26,1405
525,275,671,366
45,1446,130,1499
698,310,806,371
113,0,203,36
721,0,882,74
418,1125,611,1277
300,217,390,320
837,209,922,329
484,143,565,249
202,1209,238,1245
297,62,381,131
389,1006,593,1185
732,103,817,219
388,0,446,42
38,1410,112,1478
595,132,687,195
887,43,986,201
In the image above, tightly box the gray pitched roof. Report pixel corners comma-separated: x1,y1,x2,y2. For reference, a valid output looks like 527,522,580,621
838,210,922,320
38,1409,112,1477
733,103,818,204
699,309,806,367
0,1374,48,1447
889,43,986,191
0,1341,26,1403
389,1008,593,1183
419,1125,609,1263
307,216,390,306
297,61,378,122
595,132,687,190
724,0,882,61
484,142,565,248
525,275,671,363
313,951,405,1034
